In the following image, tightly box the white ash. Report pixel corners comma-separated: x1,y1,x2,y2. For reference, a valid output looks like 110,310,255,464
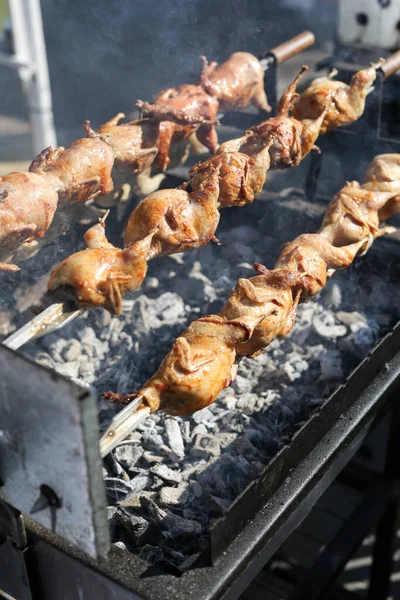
2,210,399,570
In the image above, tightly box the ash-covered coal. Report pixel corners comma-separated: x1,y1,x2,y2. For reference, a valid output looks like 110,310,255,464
2,196,400,569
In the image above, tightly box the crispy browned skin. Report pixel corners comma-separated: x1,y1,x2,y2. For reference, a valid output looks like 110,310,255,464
29,138,115,204
199,52,271,112
189,143,271,208
135,84,219,172
48,217,149,315
292,61,383,135
47,141,272,311
362,153,400,221
47,70,331,310
218,66,326,169
83,113,159,174
48,170,221,314
0,172,59,271
109,159,400,416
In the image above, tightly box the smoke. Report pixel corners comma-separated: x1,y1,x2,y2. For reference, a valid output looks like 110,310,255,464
39,0,330,136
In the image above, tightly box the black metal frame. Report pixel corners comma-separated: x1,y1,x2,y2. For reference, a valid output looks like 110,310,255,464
1,319,400,600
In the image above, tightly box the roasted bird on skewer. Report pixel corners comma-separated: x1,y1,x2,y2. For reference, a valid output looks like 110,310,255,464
220,66,326,169
29,138,115,204
134,51,272,173
48,170,222,313
134,84,219,173
0,172,59,272
363,153,400,221
104,160,400,419
0,139,115,271
292,60,384,134
83,114,159,175
199,51,272,112
0,50,272,272
47,66,327,309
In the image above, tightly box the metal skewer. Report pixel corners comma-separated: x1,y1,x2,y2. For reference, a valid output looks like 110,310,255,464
99,399,151,458
2,303,83,350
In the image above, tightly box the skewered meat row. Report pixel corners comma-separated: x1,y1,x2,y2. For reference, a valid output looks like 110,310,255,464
292,60,384,134
48,66,322,311
133,51,272,173
104,156,400,417
48,61,391,311
0,56,389,272
0,139,115,271
0,51,270,271
220,66,326,169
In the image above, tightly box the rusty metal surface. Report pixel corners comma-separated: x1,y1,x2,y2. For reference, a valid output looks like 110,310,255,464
0,345,110,558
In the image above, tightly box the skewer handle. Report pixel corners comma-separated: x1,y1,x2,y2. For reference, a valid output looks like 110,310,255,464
270,31,315,64
380,50,400,79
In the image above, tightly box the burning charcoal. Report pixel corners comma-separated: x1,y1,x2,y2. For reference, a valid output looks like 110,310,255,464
104,477,133,503
142,431,165,450
347,324,378,353
54,360,81,379
220,394,237,410
164,418,185,459
208,409,230,423
198,454,250,498
189,481,203,498
141,497,202,538
131,292,186,336
142,451,164,465
114,541,127,551
232,374,254,394
138,419,156,434
231,437,263,461
178,553,201,571
159,483,190,507
182,421,191,442
62,339,83,362
193,407,213,423
151,476,165,490
336,310,367,327
191,434,221,459
162,512,202,539
139,544,165,565
120,490,157,508
215,432,237,449
150,464,182,485
180,462,208,481
313,311,347,338
116,508,149,540
125,474,152,496
318,349,343,381
282,352,309,382
208,495,231,515
114,444,143,470
191,424,208,437
144,276,159,290
106,506,118,521
106,452,130,480
236,395,257,413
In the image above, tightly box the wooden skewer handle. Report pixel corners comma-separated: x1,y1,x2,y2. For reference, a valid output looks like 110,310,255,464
380,50,400,78
270,31,315,64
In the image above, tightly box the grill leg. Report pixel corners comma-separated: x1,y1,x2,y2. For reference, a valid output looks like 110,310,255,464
367,401,400,600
